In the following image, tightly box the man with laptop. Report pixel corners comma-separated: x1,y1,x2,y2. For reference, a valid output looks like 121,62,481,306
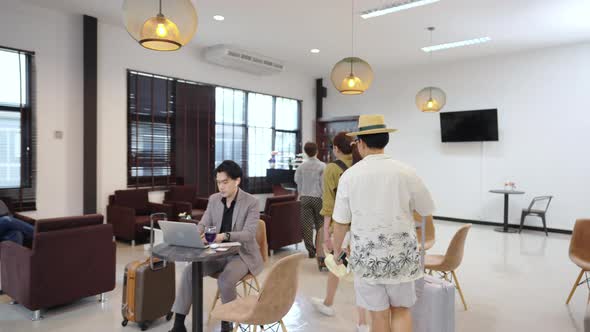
169,160,263,332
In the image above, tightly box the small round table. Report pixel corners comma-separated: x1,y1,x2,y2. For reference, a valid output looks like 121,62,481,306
489,189,525,233
152,243,240,332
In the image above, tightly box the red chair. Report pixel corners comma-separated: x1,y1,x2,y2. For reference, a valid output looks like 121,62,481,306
0,214,116,320
261,195,302,255
163,185,208,221
106,189,173,244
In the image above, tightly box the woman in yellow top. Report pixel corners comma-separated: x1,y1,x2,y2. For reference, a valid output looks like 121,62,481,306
312,132,369,332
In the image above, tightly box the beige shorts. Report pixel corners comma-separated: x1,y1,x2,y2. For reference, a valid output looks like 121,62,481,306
354,277,417,311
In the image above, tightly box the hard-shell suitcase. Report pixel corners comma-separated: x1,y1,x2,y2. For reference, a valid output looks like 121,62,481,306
121,213,175,331
412,216,456,332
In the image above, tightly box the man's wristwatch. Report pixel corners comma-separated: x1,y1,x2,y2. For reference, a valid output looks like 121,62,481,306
224,232,231,242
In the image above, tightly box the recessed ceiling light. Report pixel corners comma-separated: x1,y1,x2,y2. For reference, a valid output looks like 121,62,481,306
213,15,225,21
361,0,441,19
421,36,491,52
310,49,320,54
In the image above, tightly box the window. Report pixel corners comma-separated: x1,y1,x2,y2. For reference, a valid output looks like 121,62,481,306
215,87,301,194
127,72,175,187
127,71,216,194
0,47,35,211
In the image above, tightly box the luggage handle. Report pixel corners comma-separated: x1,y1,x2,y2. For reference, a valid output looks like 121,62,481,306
150,212,168,271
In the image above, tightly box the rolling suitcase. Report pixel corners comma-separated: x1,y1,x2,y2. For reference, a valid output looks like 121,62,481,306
121,213,175,331
412,216,456,332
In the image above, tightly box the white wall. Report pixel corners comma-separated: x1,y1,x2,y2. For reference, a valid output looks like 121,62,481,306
0,1,83,219
97,23,315,214
0,1,314,218
323,43,590,231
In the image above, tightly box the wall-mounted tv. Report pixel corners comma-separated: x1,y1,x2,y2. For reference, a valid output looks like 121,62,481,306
440,109,499,142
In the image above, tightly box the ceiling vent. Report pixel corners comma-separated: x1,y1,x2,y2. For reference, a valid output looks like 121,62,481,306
203,44,285,75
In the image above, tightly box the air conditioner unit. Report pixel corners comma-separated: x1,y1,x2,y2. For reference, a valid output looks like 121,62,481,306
203,44,285,75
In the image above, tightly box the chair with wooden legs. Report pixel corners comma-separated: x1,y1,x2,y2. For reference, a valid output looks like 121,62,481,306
208,220,269,322
566,219,590,304
414,211,436,251
211,253,306,332
425,224,472,310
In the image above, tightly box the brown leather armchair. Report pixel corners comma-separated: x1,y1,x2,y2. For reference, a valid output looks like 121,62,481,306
163,185,208,221
0,214,116,320
107,189,173,244
260,195,302,254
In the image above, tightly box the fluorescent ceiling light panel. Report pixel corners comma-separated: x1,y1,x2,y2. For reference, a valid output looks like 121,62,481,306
421,37,491,52
361,0,440,19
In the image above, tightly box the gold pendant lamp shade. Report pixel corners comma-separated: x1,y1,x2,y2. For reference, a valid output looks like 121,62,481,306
416,27,446,112
123,0,198,51
331,57,374,95
416,86,446,112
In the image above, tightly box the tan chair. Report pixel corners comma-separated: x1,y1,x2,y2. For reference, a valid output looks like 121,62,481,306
566,219,590,304
425,224,471,310
211,253,306,332
414,211,435,250
209,220,269,321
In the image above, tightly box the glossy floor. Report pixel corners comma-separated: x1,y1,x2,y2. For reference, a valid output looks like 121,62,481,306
0,221,586,332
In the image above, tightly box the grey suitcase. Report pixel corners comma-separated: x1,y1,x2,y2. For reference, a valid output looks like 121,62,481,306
121,213,175,331
412,216,456,332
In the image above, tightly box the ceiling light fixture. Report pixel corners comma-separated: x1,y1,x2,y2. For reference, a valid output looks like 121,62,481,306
310,49,320,54
213,15,225,21
361,0,440,19
330,0,374,95
123,0,198,51
422,36,491,52
416,27,446,113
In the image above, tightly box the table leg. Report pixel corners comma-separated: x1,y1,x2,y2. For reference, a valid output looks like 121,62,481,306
192,262,203,332
495,193,518,233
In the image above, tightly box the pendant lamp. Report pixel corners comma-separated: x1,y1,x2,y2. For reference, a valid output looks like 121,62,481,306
330,0,374,95
416,27,446,112
123,0,198,51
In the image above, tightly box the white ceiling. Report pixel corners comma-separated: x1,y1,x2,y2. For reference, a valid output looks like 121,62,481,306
21,0,590,76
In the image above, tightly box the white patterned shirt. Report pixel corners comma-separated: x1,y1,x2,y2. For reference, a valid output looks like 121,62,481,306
332,154,435,285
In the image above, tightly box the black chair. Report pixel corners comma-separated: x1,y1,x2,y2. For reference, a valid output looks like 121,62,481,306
519,196,553,236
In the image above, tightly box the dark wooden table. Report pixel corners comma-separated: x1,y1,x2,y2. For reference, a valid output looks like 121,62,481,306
152,243,240,332
489,189,525,233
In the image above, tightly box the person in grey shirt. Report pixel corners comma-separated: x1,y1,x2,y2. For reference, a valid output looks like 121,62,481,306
294,142,326,258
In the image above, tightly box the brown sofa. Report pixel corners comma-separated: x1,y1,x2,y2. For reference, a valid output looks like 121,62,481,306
107,189,173,244
0,214,116,319
163,185,208,221
261,195,302,254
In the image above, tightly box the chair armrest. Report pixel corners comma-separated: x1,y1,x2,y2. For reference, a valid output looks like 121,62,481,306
193,197,209,210
14,213,36,226
107,205,136,240
163,200,193,218
0,241,33,301
147,202,174,218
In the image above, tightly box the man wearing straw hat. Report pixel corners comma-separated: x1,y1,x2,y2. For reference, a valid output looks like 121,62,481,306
332,114,435,332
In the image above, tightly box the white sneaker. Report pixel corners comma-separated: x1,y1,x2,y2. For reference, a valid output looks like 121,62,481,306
311,297,335,316
356,324,370,332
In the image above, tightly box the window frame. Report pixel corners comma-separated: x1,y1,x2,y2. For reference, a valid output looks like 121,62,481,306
127,69,303,194
0,46,35,211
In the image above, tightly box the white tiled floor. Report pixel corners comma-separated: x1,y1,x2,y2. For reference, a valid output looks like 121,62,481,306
0,220,587,332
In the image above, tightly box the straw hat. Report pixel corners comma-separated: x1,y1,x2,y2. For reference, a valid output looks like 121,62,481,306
324,254,354,282
347,114,397,136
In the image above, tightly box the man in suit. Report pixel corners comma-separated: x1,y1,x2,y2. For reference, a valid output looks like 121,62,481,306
170,160,263,332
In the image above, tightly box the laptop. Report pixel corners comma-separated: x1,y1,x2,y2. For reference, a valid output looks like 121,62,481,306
158,220,207,249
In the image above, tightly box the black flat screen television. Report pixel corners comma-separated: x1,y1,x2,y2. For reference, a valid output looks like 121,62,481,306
440,109,499,142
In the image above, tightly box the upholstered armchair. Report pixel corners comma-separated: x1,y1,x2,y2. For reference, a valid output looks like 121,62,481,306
0,214,116,320
260,195,302,254
106,189,173,244
163,185,208,221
